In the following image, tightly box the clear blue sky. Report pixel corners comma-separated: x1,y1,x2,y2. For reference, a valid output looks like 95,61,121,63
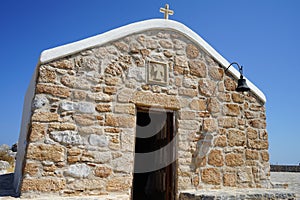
0,1,299,165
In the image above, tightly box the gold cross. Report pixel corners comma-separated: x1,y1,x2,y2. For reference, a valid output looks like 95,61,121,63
160,4,174,20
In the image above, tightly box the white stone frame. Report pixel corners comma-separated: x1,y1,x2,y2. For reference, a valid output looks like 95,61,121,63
146,60,169,86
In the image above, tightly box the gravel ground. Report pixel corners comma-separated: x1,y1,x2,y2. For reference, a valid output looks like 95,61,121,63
271,172,300,199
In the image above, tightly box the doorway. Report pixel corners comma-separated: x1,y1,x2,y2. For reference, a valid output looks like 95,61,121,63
132,109,176,200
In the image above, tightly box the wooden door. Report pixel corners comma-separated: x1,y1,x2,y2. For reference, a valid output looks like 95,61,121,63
132,109,175,200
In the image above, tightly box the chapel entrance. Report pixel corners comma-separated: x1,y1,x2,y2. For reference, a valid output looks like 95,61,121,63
132,109,176,200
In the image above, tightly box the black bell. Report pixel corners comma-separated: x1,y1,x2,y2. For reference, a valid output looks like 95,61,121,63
236,75,250,92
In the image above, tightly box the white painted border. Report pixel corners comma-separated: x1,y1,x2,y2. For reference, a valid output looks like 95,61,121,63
39,19,266,102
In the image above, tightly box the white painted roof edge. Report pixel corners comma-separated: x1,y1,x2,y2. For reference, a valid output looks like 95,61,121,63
39,19,266,103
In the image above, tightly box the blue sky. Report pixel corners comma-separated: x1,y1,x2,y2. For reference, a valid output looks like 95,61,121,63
0,1,299,165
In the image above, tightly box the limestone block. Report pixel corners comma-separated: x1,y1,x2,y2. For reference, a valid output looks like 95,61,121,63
67,179,105,191
73,90,86,100
186,44,199,59
259,130,268,140
145,38,159,49
237,167,253,183
203,118,217,133
114,41,129,52
65,163,91,178
61,75,75,88
249,120,266,129
68,156,80,164
73,114,95,126
106,177,132,192
179,111,196,120
94,92,112,102
173,39,186,50
194,156,206,168
223,173,237,187
208,149,224,167
23,162,40,177
50,60,74,70
111,153,134,173
26,143,65,162
189,99,206,111
261,151,269,162
224,78,236,91
232,93,244,103
32,112,59,122
105,128,121,133
217,93,231,102
227,130,246,147
78,102,95,113
246,149,259,160
140,49,150,57
29,123,46,142
32,95,49,109
105,114,135,128
182,76,198,88
67,147,82,156
247,128,258,139
214,135,227,147
74,77,91,90
105,76,120,86
247,139,269,150
159,39,173,49
223,104,240,116
39,66,57,83
121,131,135,152
218,117,237,128
104,86,117,95
94,166,112,178
198,79,216,97
60,101,76,111
225,153,244,167
175,56,189,68
88,134,109,147
250,104,264,111
201,168,221,185
48,123,75,132
50,130,83,145
207,98,220,114
36,83,71,98
81,151,111,164
128,66,145,82
189,60,206,78
179,88,198,97
208,66,224,81
114,104,135,115
21,178,66,192
95,104,111,112
117,89,135,103
178,120,200,130
80,56,100,71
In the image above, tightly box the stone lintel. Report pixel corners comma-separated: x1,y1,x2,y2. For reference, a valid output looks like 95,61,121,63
131,91,180,110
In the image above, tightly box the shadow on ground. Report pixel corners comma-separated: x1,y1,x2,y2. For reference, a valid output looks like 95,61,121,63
0,173,18,197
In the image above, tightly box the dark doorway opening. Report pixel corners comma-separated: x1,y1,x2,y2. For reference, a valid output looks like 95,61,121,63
132,109,176,200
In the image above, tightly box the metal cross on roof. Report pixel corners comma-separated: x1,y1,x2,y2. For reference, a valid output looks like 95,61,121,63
160,4,174,20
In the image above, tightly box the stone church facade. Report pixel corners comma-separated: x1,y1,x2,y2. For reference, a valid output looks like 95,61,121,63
14,19,270,199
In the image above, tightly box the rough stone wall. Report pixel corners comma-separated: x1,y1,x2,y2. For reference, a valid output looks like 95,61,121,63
20,29,270,198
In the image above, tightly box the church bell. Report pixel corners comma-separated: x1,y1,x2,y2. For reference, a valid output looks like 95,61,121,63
236,75,250,92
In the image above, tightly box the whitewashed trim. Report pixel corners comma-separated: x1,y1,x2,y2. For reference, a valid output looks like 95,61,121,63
39,19,266,102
